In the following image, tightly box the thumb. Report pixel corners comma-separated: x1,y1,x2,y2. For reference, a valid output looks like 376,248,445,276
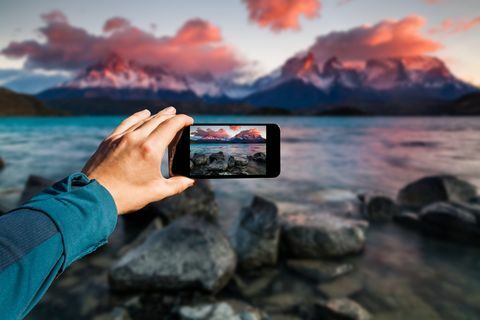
163,176,195,197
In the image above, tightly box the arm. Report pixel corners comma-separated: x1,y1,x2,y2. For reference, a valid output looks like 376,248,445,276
0,107,194,319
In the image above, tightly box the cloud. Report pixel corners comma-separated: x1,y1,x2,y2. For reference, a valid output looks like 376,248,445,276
430,16,480,34
308,16,442,63
423,0,442,4
230,125,241,131
191,128,231,139
242,0,321,32
0,69,70,94
234,128,264,139
1,11,242,77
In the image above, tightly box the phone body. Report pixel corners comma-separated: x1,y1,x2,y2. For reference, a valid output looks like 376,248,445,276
169,123,280,178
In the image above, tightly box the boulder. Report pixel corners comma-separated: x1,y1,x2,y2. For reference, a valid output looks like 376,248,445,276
208,153,228,171
178,300,267,320
419,202,480,238
192,153,208,166
359,194,399,222
253,152,266,162
234,155,249,167
286,260,354,282
132,179,218,225
109,216,236,293
209,151,226,162
397,175,477,209
233,196,280,270
315,298,371,320
393,210,421,229
19,175,53,204
281,213,368,259
93,307,132,320
228,156,235,168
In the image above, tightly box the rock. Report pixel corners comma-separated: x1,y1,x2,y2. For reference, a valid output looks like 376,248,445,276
228,156,235,168
109,216,236,293
233,196,280,270
209,151,226,162
0,157,4,170
178,301,267,320
315,298,371,320
93,307,132,320
359,194,399,222
317,272,365,298
230,270,279,298
393,210,421,229
286,260,354,282
19,175,53,204
253,152,266,162
118,218,163,257
208,155,229,171
397,175,477,209
419,202,480,239
234,155,249,167
281,213,368,259
192,153,209,166
190,160,194,170
133,179,218,224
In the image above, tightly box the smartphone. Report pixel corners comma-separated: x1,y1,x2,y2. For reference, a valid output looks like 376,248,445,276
169,124,280,178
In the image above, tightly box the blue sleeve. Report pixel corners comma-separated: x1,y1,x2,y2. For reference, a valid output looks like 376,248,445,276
0,172,117,320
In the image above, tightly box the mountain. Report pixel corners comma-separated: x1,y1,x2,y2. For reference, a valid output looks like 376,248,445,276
38,53,225,101
244,52,477,113
0,87,63,116
444,92,480,115
192,128,266,144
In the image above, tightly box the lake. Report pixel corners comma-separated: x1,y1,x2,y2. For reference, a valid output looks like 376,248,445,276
1,115,480,319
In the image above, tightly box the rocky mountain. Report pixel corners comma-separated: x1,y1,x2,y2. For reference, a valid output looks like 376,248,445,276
0,87,63,116
244,52,477,113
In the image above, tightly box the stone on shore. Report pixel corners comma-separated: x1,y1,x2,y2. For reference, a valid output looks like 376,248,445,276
208,152,228,171
252,152,266,162
315,298,371,320
192,153,208,166
397,175,477,209
109,216,236,293
178,300,267,320
281,213,368,259
359,194,399,222
19,175,53,204
233,196,280,270
286,260,354,282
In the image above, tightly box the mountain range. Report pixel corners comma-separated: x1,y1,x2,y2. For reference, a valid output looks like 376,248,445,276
191,128,266,143
36,52,478,115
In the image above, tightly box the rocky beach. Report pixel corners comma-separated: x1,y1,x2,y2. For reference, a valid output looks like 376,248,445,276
190,151,267,176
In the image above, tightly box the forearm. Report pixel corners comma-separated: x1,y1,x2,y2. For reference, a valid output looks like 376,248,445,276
0,173,117,319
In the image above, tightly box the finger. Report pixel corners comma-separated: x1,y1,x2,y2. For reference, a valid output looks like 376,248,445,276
162,176,195,197
109,109,151,137
133,107,178,136
148,114,194,150
119,106,177,136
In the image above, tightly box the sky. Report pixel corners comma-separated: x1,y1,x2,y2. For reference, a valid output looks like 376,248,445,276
190,125,267,140
0,0,479,92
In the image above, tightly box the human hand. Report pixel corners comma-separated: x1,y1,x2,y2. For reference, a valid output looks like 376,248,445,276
82,107,195,214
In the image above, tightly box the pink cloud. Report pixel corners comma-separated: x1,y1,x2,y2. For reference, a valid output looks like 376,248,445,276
192,128,231,139
234,128,264,139
1,11,242,77
242,0,321,32
430,16,480,34
308,16,442,63
230,125,241,131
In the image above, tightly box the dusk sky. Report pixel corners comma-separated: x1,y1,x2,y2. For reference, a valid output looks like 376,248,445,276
191,125,266,140
0,0,479,91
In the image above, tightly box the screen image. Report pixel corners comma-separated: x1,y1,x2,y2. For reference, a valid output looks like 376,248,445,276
190,125,267,176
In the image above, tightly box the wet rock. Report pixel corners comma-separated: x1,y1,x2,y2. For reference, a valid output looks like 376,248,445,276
393,210,421,229
93,307,132,320
178,300,267,320
192,153,208,166
109,216,236,293
419,202,480,238
286,260,354,282
315,298,371,320
230,270,279,298
208,152,229,171
133,179,218,225
19,175,53,204
282,213,368,259
397,175,477,209
233,196,280,270
190,160,194,170
317,272,365,298
228,156,235,168
234,155,249,166
253,152,266,162
359,194,399,222
118,218,163,257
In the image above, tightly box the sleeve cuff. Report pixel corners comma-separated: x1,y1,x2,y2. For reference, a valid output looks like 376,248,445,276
22,172,118,271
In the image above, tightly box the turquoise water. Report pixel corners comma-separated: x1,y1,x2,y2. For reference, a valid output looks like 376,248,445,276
2,115,480,318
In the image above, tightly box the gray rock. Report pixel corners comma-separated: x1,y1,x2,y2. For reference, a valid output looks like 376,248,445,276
178,301,267,320
282,213,368,258
233,196,280,270
208,158,228,171
228,156,236,168
393,210,421,229
118,218,163,257
209,151,226,162
286,260,354,282
252,152,266,162
234,155,249,167
397,175,477,209
110,216,236,293
231,270,279,298
315,298,371,320
317,272,365,298
135,179,218,224
19,175,53,204
192,153,208,166
93,307,132,320
359,194,399,222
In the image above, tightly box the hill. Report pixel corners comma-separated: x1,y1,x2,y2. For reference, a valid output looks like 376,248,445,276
0,87,64,116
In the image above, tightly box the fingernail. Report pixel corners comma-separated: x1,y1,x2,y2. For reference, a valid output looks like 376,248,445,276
162,106,176,114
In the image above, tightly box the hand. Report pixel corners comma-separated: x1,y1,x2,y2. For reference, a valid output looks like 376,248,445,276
82,107,195,214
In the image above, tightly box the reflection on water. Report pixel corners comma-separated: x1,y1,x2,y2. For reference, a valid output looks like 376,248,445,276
1,115,480,319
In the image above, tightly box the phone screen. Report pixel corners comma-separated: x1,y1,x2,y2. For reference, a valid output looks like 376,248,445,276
189,125,267,177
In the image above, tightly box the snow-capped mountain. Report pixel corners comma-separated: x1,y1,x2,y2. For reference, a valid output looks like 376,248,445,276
62,53,224,97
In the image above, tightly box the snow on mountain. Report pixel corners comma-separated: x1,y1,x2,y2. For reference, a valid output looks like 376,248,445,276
62,53,224,97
